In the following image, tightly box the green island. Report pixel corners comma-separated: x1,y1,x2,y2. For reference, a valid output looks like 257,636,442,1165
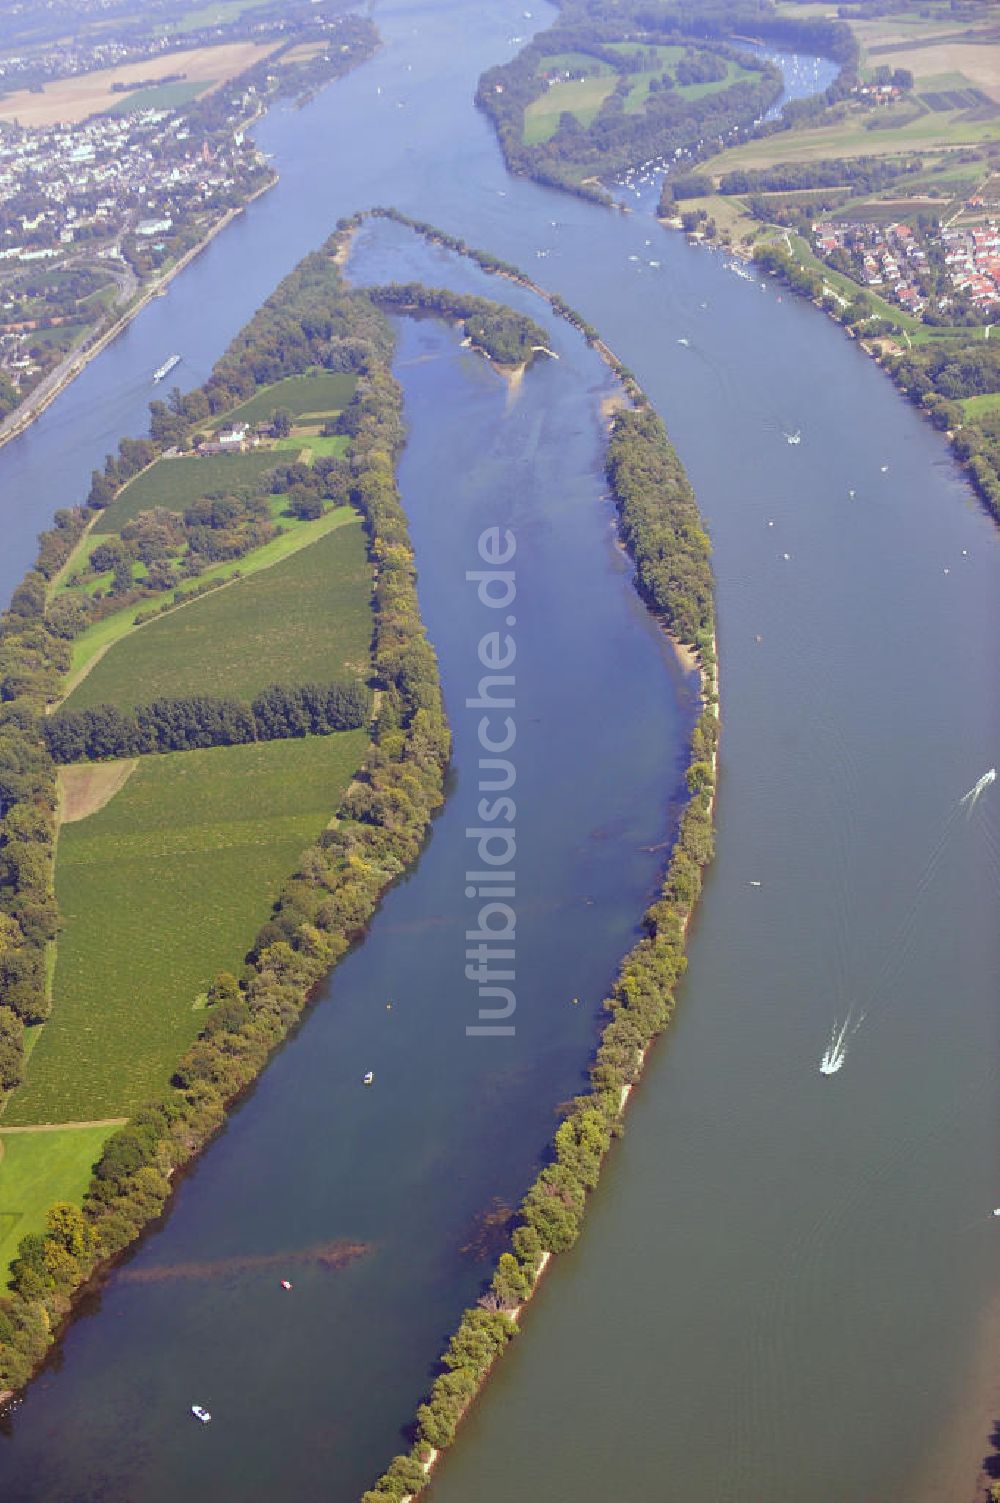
474,0,857,200
0,229,474,1390
342,219,717,1503
650,0,1000,525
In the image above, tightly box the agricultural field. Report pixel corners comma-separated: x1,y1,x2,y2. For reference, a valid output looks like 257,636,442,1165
106,80,212,116
0,40,279,127
211,371,358,428
65,503,359,681
98,451,280,530
701,98,1000,176
156,0,275,34
63,518,372,711
0,1126,118,1274
5,731,369,1124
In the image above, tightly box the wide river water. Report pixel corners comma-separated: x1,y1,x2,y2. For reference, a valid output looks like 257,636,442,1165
1,3,998,1500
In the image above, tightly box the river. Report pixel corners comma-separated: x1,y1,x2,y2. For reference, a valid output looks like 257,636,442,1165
1,3,998,1501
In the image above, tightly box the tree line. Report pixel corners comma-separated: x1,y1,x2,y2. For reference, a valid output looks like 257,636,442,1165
717,154,922,195
0,228,451,1397
0,513,89,1089
606,406,715,651
43,681,370,764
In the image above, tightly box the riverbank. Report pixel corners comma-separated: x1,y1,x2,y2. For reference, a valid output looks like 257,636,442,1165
0,177,278,456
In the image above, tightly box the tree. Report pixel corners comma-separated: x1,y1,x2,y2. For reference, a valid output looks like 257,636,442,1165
0,1005,24,1089
271,406,293,438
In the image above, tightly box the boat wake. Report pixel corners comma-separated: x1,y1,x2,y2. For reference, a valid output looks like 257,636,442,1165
959,766,995,816
820,1010,864,1076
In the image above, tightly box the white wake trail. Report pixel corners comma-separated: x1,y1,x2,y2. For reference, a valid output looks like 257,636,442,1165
959,767,995,815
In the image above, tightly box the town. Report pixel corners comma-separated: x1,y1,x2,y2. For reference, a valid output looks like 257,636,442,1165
811,208,1000,320
0,9,376,430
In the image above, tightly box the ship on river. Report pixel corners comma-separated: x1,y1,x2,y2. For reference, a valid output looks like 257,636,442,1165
152,353,181,383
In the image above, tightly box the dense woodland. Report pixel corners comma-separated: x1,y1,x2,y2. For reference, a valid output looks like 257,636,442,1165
0,235,451,1393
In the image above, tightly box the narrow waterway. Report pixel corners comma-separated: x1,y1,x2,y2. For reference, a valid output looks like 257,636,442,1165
1,3,997,1500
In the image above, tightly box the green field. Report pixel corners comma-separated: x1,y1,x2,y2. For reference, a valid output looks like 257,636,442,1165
65,504,358,680
607,43,759,112
5,732,368,1125
704,98,1000,175
0,1127,116,1273
63,518,372,710
212,372,358,428
105,80,211,116
156,0,273,33
524,58,616,145
99,451,279,530
961,391,1000,418
277,431,351,459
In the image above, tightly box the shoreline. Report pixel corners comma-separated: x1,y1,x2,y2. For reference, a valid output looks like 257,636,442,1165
0,178,278,457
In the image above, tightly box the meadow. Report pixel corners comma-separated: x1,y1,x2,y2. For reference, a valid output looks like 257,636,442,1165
523,59,616,145
211,371,357,428
63,517,372,711
523,42,764,144
961,392,1000,419
702,97,1000,176
0,1127,118,1274
5,731,369,1125
106,80,211,116
607,42,759,112
97,451,280,530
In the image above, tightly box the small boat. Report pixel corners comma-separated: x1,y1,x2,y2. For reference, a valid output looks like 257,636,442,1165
280,1279,293,1291
785,431,801,445
153,353,180,383
363,1070,374,1086
676,337,689,347
191,1405,211,1424
749,880,762,887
